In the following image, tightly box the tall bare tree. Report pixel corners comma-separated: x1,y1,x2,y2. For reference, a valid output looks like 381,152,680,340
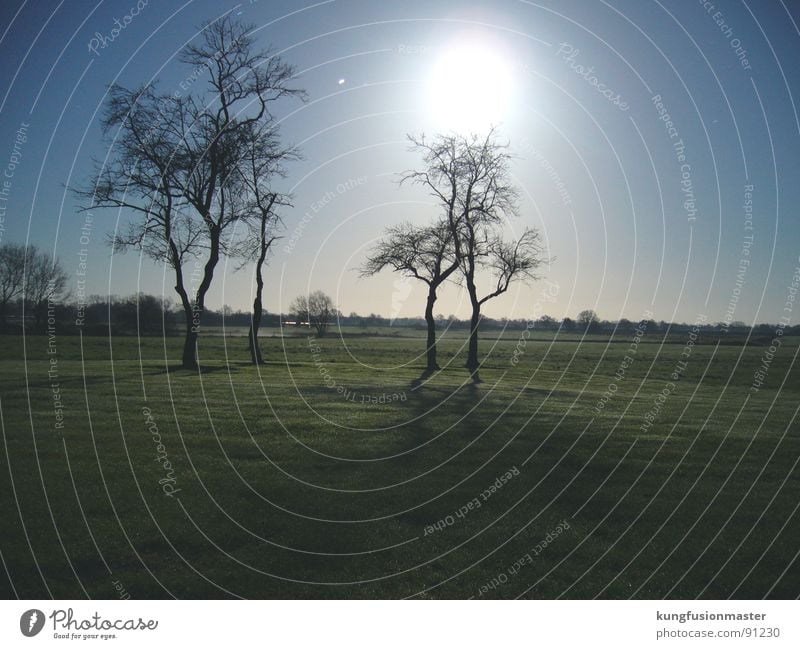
77,83,202,364
361,221,458,374
74,17,304,368
403,130,547,379
233,126,297,364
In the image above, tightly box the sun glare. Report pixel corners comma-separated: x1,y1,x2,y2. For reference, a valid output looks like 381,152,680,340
427,41,514,133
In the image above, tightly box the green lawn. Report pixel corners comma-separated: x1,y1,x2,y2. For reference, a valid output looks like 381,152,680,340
0,328,798,599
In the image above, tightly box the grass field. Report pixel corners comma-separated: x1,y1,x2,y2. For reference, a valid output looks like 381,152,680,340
0,326,798,599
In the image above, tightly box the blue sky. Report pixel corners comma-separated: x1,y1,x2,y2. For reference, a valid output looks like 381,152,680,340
1,0,798,325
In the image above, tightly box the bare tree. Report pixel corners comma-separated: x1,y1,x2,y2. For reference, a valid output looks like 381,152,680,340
74,17,304,369
25,249,69,332
468,229,545,378
76,83,203,364
476,229,545,305
577,309,600,332
402,129,547,378
361,221,458,374
0,243,27,332
233,126,298,364
290,291,336,338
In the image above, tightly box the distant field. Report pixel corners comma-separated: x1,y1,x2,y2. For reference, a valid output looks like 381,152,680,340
0,328,798,598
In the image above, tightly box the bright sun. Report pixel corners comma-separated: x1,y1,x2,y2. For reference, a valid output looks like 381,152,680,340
427,41,514,133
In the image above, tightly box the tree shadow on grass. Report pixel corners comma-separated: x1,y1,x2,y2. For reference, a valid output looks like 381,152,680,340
409,369,435,391
156,363,243,376
400,377,491,446
409,364,482,391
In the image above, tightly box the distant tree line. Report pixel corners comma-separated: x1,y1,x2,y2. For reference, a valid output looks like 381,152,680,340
3,275,795,341
0,243,68,333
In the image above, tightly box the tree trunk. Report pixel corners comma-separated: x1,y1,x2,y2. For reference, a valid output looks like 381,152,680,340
248,289,263,365
424,285,439,372
169,238,200,370
182,317,198,369
249,240,268,365
182,228,221,370
465,268,481,373
248,311,263,364
466,307,480,371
